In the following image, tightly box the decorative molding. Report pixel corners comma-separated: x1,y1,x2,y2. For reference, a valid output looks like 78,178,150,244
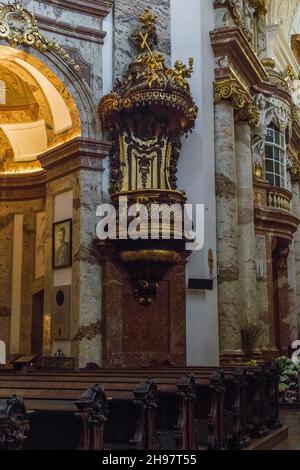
215,0,252,41
0,2,80,74
37,0,113,20
35,15,106,45
38,138,111,182
0,170,46,201
254,182,299,241
210,27,268,85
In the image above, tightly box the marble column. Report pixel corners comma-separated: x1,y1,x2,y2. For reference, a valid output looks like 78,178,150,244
39,138,110,368
235,121,258,330
215,101,242,356
290,180,300,341
255,234,271,350
273,245,291,354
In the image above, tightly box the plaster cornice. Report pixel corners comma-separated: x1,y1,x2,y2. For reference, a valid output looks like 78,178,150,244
0,170,46,201
39,138,111,183
210,27,268,90
36,0,113,20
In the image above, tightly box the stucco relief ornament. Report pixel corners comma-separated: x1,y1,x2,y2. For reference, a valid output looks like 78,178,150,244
0,2,81,74
270,98,292,133
251,93,275,172
287,155,300,181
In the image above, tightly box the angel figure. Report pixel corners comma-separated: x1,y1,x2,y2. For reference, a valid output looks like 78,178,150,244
251,93,275,158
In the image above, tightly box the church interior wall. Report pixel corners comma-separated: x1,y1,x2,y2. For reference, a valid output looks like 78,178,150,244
171,0,219,366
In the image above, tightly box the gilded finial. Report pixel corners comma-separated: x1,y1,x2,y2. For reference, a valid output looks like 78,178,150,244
131,8,158,51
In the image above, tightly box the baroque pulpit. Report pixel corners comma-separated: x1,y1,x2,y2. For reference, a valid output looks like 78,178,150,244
96,9,197,367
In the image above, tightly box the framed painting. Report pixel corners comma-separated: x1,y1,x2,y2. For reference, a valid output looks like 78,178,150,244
52,219,72,269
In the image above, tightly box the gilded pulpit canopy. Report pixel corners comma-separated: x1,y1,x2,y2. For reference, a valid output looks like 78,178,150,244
98,8,197,202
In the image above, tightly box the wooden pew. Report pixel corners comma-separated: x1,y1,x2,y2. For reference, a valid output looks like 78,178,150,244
0,395,30,449
262,363,282,431
36,368,226,450
88,366,266,449
0,413,8,449
0,373,158,450
1,363,278,451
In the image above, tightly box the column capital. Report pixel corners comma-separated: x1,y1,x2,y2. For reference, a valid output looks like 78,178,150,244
214,78,259,127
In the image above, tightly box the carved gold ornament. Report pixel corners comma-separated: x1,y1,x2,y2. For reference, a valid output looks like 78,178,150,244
284,65,297,81
99,8,198,134
98,9,196,304
288,154,300,181
253,161,264,181
214,78,259,128
0,2,80,74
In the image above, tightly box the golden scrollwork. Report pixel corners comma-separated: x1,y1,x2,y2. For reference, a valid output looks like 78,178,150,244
0,2,80,74
228,1,252,42
214,78,259,127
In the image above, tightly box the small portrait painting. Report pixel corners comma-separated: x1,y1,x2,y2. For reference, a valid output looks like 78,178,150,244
53,219,72,269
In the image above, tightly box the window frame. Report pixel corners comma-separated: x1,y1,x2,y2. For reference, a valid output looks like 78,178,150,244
265,124,287,189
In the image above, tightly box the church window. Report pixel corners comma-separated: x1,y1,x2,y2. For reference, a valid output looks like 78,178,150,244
265,123,287,188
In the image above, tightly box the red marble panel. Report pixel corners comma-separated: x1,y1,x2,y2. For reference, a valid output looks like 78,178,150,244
122,279,170,353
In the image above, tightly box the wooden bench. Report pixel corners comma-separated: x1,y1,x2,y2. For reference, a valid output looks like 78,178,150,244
138,363,281,446
0,373,158,450
3,371,195,450
0,363,280,451
0,395,31,449
41,368,226,450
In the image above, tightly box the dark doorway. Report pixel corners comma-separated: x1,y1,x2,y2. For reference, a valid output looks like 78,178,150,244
31,290,44,355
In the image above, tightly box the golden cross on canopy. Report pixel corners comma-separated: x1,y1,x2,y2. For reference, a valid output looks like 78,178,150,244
131,8,158,51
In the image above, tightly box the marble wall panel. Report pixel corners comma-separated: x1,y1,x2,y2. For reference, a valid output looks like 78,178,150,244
113,0,171,81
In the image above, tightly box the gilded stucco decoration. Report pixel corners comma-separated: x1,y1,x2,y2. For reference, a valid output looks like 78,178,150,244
288,154,300,181
0,2,80,74
214,78,260,127
98,8,197,304
99,7,198,200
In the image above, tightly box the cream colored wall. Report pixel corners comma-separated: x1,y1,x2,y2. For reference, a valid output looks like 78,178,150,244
171,0,219,366
0,199,45,355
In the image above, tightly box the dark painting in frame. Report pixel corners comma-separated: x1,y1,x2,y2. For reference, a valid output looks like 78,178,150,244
52,219,72,269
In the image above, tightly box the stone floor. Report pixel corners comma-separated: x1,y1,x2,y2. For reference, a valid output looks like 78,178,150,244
273,408,300,450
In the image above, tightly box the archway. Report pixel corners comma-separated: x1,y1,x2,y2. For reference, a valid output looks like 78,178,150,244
0,45,82,174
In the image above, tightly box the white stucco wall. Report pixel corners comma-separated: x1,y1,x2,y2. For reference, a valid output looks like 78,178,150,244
171,0,219,365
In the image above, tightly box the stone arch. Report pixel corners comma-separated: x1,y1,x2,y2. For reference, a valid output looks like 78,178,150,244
14,45,101,141
0,45,85,172
0,2,100,141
